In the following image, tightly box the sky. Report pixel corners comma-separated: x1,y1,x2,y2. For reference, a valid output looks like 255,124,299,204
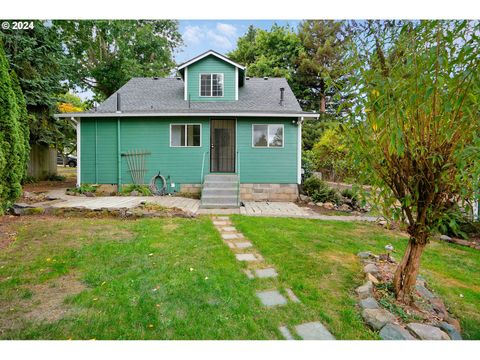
77,20,299,100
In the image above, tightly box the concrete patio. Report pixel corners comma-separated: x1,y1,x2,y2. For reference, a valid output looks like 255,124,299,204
23,188,380,221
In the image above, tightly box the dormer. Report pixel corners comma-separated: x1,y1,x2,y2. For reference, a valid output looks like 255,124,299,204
177,50,246,102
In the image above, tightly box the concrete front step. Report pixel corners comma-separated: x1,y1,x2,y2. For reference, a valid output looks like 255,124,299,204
201,174,240,209
202,195,238,205
205,174,238,182
203,181,238,189
202,188,237,197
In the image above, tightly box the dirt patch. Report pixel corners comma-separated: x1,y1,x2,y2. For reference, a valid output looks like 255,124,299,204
0,216,20,250
23,274,86,323
0,274,86,334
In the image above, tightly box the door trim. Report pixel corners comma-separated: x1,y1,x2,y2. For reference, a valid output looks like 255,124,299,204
209,118,237,173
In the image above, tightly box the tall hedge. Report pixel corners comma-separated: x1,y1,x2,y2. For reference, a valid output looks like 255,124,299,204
0,40,24,209
10,70,30,180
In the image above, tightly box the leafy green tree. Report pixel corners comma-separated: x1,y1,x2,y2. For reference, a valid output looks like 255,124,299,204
0,40,24,209
346,20,480,302
55,20,182,100
228,24,302,81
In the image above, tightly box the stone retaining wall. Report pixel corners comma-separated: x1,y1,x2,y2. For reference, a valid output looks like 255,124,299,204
240,184,298,202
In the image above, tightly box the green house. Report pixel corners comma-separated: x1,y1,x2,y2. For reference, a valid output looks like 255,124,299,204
56,50,318,208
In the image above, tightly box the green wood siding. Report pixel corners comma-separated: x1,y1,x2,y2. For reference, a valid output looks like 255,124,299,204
237,118,298,183
186,56,236,102
80,117,299,187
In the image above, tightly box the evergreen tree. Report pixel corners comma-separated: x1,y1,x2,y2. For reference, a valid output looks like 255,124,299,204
0,40,24,209
10,70,30,181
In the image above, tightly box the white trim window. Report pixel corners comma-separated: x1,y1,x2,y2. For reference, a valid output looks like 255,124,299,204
170,124,202,147
252,124,284,148
200,73,224,97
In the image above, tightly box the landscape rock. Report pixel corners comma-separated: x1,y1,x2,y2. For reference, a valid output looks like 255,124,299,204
299,195,310,202
415,284,435,301
444,316,461,332
440,234,452,241
315,202,324,207
337,204,352,212
366,273,380,284
362,308,396,330
130,190,139,196
364,263,379,276
379,323,416,340
355,281,373,299
406,323,450,340
438,322,462,340
84,192,95,197
357,251,373,259
323,202,335,210
308,202,315,206
430,298,448,319
359,297,379,310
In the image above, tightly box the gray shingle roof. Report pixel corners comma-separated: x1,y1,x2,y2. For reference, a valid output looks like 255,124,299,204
88,77,307,115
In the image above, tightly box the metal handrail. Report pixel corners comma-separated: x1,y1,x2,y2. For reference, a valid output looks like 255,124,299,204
200,151,209,206
236,151,240,206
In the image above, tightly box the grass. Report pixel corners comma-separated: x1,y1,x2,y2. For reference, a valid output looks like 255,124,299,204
0,215,478,339
231,216,480,340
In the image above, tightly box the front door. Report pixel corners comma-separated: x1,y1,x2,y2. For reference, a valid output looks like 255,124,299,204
210,119,236,173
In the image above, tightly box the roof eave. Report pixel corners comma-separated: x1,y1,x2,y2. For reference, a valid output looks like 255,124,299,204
54,111,318,119
177,50,246,71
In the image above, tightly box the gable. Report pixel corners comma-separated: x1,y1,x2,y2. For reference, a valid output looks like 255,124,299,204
185,55,238,102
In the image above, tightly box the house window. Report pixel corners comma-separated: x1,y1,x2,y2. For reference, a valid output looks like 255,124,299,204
170,124,201,147
252,124,284,148
200,73,224,97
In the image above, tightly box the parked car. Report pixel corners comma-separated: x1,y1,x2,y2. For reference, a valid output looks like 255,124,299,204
57,153,77,167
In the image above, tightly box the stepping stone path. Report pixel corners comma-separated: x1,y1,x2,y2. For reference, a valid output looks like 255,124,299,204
211,215,335,340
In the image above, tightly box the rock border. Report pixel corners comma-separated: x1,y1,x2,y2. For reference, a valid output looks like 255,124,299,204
355,250,462,340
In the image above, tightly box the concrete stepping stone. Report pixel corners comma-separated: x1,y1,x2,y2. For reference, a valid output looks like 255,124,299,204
213,221,229,226
215,216,230,221
234,241,252,249
221,233,241,240
256,290,287,307
236,253,258,262
285,288,301,303
294,322,335,340
225,242,235,249
254,268,278,278
279,326,294,340
221,226,236,232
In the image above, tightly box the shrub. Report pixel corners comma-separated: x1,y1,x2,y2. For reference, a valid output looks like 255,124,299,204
341,188,358,202
303,176,341,204
45,174,66,182
121,184,152,196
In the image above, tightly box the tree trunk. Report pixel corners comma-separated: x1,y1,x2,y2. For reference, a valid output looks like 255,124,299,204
320,94,326,113
393,238,426,303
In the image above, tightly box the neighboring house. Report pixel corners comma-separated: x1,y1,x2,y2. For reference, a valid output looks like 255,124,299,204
55,50,318,208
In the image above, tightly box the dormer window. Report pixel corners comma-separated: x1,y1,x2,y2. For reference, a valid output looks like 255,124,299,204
200,73,224,97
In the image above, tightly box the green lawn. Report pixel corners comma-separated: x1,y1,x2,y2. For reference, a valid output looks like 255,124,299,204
0,216,478,339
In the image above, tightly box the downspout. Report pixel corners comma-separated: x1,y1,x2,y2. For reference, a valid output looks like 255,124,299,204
95,119,98,184
116,92,122,191
117,117,122,192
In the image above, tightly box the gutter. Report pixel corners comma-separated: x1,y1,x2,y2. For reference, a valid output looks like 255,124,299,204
55,112,319,119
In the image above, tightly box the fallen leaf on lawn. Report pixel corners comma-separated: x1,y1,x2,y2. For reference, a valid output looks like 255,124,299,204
148,324,154,328
205,277,209,280
148,253,153,257
189,267,194,271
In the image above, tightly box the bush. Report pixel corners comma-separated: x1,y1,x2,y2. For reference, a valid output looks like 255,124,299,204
121,184,152,196
341,188,358,202
303,176,341,204
69,184,97,194
45,174,66,182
